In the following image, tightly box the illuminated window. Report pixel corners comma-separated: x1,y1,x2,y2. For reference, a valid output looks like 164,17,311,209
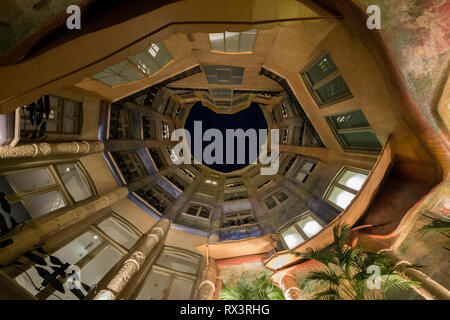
325,167,369,210
295,160,317,183
279,213,324,249
301,51,352,107
209,30,257,52
0,161,94,229
12,213,140,300
161,122,170,139
136,247,201,300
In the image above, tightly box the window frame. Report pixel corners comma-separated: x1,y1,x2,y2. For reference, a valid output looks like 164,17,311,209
20,95,83,137
209,30,257,53
278,211,325,250
326,110,382,153
0,160,97,223
183,202,212,221
324,166,370,211
7,212,141,300
294,160,317,183
300,50,353,108
134,246,202,300
264,190,289,210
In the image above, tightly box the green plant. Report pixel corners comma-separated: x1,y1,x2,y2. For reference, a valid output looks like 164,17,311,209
419,212,450,251
220,273,285,300
299,223,419,300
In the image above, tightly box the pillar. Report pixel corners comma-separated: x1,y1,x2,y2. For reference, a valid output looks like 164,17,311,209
0,140,104,159
0,187,129,266
279,272,303,300
94,218,171,300
379,249,450,300
198,259,217,300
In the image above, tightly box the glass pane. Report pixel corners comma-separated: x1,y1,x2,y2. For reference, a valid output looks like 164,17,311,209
186,205,199,216
265,197,277,209
167,278,193,300
21,191,65,219
305,53,337,85
77,245,122,287
275,191,288,203
302,161,315,172
209,33,224,51
295,172,307,183
97,216,139,250
224,31,240,52
338,170,368,192
199,207,210,219
339,131,382,149
4,168,54,194
53,231,103,265
63,100,79,134
156,250,200,275
282,226,304,249
327,186,355,210
297,216,322,238
329,110,369,130
239,30,257,52
315,75,351,103
136,270,170,300
14,231,103,298
56,163,92,202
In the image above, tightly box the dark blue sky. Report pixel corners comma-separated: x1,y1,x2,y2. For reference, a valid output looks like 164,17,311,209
184,102,268,173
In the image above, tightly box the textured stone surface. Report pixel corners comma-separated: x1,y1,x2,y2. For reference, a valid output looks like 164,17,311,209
0,140,104,159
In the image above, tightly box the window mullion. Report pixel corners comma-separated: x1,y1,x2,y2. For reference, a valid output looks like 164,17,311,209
48,165,75,206
5,184,60,203
335,183,358,194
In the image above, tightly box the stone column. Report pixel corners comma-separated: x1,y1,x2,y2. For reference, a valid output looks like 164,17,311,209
279,272,303,300
0,140,104,159
94,218,171,300
198,259,217,300
0,187,129,266
379,249,450,300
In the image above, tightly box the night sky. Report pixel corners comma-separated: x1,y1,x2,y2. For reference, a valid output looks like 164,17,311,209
184,102,268,173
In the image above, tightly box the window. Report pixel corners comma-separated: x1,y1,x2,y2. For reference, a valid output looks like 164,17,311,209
0,162,94,230
20,95,82,137
205,179,217,186
165,173,188,191
142,116,156,139
224,192,248,202
148,148,166,171
326,110,382,152
136,247,201,300
264,190,289,210
110,151,148,183
12,214,140,300
161,122,170,139
279,213,324,249
301,52,352,107
184,203,212,220
209,30,257,53
203,65,244,85
222,210,257,228
128,43,173,76
135,184,175,215
93,43,172,86
325,167,369,210
295,160,317,183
